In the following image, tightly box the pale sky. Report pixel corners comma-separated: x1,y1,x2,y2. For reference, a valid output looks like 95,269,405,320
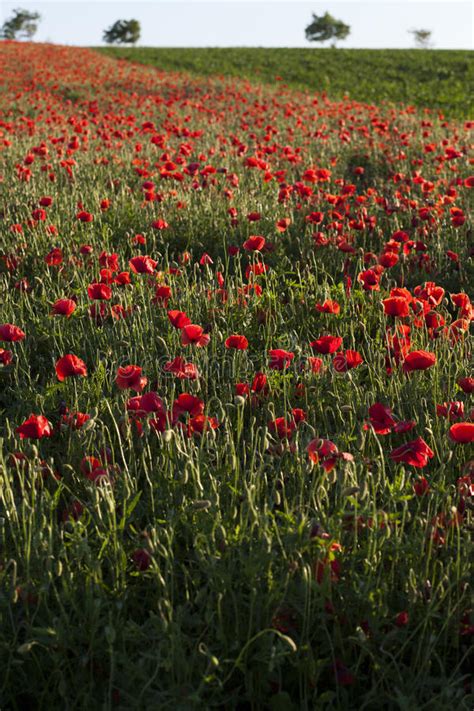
1,0,473,49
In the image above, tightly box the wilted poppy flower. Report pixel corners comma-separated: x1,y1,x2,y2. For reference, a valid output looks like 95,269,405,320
268,349,294,370
116,365,147,392
0,324,25,342
402,350,436,373
55,354,88,382
449,423,474,444
311,335,342,354
16,414,53,440
52,298,76,317
167,310,191,329
243,235,266,251
225,334,248,350
390,437,434,467
129,256,157,274
181,324,210,347
333,350,363,372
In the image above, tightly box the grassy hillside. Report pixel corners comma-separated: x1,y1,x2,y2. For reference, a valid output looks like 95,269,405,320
97,47,474,118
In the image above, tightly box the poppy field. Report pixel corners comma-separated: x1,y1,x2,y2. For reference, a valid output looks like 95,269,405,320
0,42,473,709
99,47,474,120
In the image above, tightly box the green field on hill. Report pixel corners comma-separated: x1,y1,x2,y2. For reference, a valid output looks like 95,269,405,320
98,47,474,118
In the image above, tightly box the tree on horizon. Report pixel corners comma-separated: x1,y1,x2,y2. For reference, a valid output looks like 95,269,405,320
0,8,41,40
305,12,350,47
103,19,141,46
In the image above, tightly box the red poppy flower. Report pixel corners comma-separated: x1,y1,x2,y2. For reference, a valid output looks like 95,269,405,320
333,350,363,372
382,297,410,318
235,382,250,397
115,365,147,392
251,372,268,394
306,211,324,224
268,349,294,370
276,218,291,232
268,417,295,440
307,438,352,472
55,354,88,382
45,248,63,266
0,324,25,342
310,335,342,354
402,350,436,373
0,349,13,365
132,548,151,571
306,356,323,373
225,334,249,350
449,423,474,444
436,402,464,420
129,256,157,274
164,357,199,380
52,298,76,317
413,477,429,496
188,414,219,435
243,235,266,251
154,285,172,306
390,437,434,467
364,403,396,435
62,411,91,430
167,310,191,329
315,300,340,314
16,414,53,440
199,252,213,266
127,391,165,417
358,268,381,291
76,211,93,222
181,324,210,347
172,393,204,421
87,283,112,301
458,377,474,394
152,219,169,230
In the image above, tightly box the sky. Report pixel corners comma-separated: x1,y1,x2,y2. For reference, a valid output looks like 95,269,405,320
1,0,473,49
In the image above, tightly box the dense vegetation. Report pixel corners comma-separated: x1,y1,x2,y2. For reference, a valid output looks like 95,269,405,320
0,43,472,709
98,47,474,119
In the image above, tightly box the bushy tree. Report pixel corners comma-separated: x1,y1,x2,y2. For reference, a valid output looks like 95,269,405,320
408,29,433,49
103,19,141,46
305,12,350,46
0,8,41,40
